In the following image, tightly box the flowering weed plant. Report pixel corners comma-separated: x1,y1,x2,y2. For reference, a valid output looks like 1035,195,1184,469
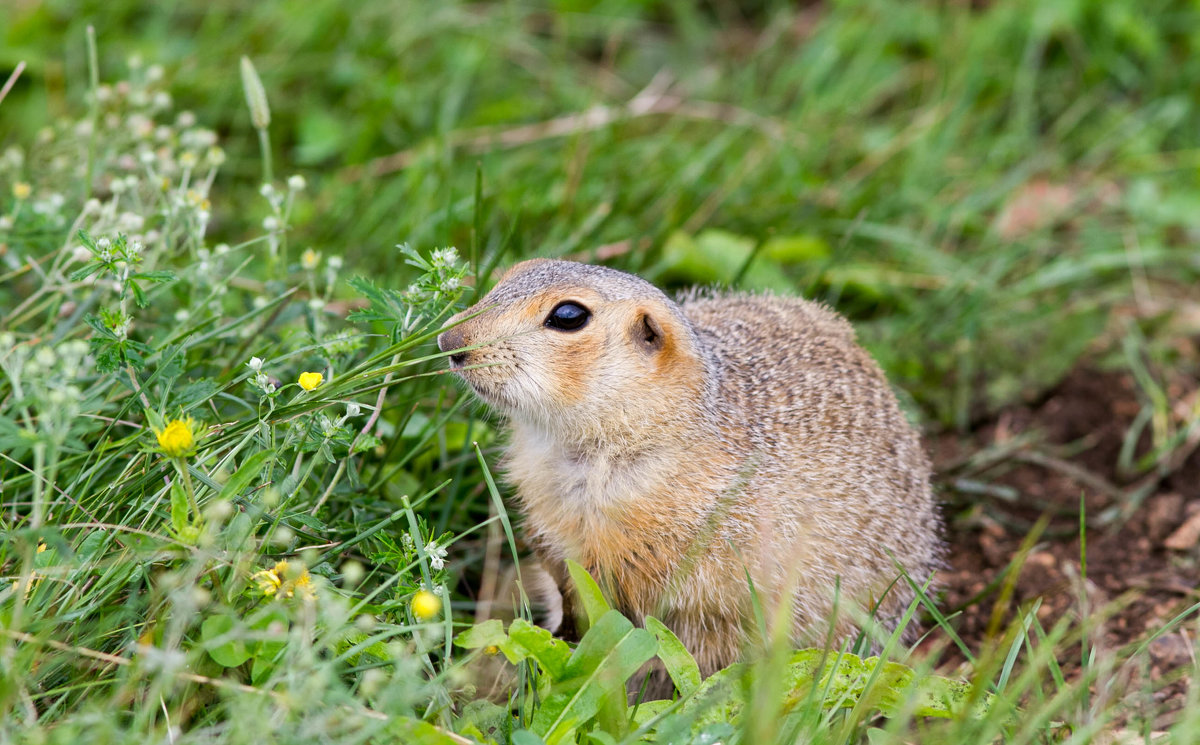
0,50,474,743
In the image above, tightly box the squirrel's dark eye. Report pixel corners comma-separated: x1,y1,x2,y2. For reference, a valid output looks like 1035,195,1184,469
545,301,590,332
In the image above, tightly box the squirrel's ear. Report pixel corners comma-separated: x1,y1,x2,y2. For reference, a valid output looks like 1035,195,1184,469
633,311,666,354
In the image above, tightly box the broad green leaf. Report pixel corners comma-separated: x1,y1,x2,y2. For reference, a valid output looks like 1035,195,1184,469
533,611,657,741
455,618,508,650
683,649,993,730
131,270,177,282
509,618,571,679
201,614,251,668
511,730,549,745
68,263,106,281
455,618,571,679
454,619,532,668
389,717,473,744
653,229,793,293
646,616,701,697
566,559,610,629
459,699,510,743
762,234,830,263
130,280,148,308
170,481,189,535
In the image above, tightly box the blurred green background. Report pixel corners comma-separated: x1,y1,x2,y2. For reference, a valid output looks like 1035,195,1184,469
4,0,1199,429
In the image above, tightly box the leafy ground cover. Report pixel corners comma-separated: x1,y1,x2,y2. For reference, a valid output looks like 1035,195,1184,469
2,0,1199,742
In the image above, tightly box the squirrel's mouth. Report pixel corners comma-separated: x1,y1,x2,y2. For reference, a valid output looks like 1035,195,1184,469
452,368,515,411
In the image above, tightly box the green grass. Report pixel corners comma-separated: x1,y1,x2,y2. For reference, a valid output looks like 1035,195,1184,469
2,0,1200,742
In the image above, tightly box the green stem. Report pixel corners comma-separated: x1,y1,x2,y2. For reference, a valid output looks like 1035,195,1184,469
257,127,274,187
176,457,199,519
84,26,100,199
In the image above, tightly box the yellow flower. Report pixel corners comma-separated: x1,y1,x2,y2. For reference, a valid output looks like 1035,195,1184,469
12,182,31,200
36,542,46,553
297,371,324,391
412,589,441,620
252,564,282,596
155,417,198,459
252,560,315,601
300,248,320,270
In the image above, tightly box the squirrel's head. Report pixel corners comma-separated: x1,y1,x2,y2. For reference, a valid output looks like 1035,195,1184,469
438,259,706,435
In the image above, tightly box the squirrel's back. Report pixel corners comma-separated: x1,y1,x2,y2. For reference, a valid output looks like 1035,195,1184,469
681,290,939,637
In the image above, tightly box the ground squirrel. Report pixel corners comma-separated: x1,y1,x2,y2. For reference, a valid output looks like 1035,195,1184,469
438,259,941,679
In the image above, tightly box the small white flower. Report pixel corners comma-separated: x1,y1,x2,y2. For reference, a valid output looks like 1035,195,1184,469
178,151,197,168
287,174,306,192
346,402,362,418
118,212,144,232
82,198,101,214
214,243,230,255
319,415,337,438
146,64,165,82
174,309,190,322
2,146,24,168
123,175,140,192
247,356,265,372
138,149,156,165
252,296,269,309
97,238,112,250
262,216,279,232
177,111,197,128
426,540,448,571
300,248,320,270
35,347,56,368
205,147,226,167
154,125,172,142
152,91,172,111
259,183,275,198
308,298,326,312
327,255,344,270
0,216,12,231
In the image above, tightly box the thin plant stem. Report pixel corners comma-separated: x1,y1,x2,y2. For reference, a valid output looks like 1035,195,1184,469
176,458,199,517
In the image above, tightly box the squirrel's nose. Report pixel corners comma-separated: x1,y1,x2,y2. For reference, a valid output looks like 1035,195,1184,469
438,327,470,367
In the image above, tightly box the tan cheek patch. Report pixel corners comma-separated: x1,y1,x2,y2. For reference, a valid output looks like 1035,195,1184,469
549,333,602,406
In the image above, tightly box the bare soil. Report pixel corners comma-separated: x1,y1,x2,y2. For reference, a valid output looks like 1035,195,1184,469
933,366,1200,724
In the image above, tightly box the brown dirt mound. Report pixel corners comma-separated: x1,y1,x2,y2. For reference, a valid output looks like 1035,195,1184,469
933,366,1200,721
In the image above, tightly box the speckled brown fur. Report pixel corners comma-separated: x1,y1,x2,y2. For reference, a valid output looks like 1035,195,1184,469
438,260,942,685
